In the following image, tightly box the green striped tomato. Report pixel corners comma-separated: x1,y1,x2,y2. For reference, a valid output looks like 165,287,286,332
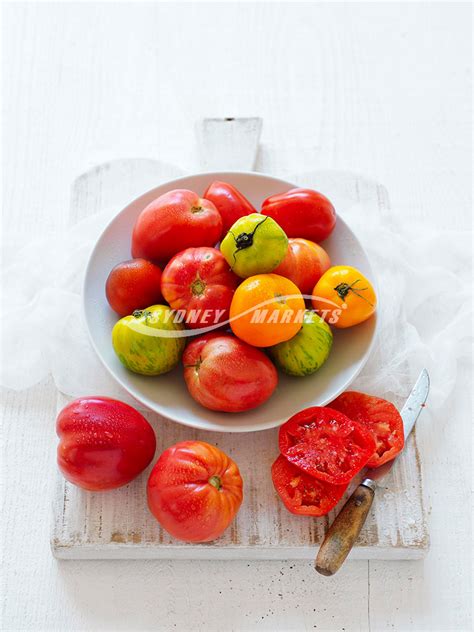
268,309,332,376
112,304,185,376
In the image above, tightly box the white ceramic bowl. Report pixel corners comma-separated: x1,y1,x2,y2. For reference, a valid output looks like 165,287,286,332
84,171,377,433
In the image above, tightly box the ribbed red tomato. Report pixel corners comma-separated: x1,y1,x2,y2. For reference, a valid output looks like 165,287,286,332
131,189,222,263
279,406,376,485
262,188,336,242
203,180,256,235
56,397,156,491
273,238,331,295
105,258,163,316
329,392,404,467
271,455,348,516
183,332,278,412
147,441,243,542
161,247,239,329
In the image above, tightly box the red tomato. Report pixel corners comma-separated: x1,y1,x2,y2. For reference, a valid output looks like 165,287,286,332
56,397,156,491
262,188,336,243
147,440,243,542
131,189,222,263
105,258,163,317
273,238,331,295
329,392,404,467
272,455,348,516
183,332,278,412
203,180,256,235
279,406,376,485
161,247,239,329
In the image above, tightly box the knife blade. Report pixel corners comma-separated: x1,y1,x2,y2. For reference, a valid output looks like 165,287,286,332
315,369,430,576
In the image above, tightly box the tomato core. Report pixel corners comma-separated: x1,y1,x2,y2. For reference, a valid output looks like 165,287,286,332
191,277,206,296
208,475,222,490
190,205,204,214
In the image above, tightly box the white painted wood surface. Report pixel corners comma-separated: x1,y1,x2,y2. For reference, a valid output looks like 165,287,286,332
2,3,471,630
51,135,428,560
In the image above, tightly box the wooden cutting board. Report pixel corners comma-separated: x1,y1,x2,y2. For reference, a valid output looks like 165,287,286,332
52,118,428,560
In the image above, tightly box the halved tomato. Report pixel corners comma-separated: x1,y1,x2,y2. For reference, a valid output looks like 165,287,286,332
271,455,348,516
329,392,404,467
279,406,376,485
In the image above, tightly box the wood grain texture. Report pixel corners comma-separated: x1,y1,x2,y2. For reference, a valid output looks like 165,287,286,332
195,117,262,170
3,3,471,630
51,152,428,560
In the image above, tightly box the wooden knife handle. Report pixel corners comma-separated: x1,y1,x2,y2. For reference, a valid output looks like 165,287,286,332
315,480,376,576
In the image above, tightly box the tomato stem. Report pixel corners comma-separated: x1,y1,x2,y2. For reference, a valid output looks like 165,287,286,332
228,216,269,269
334,280,374,306
208,475,222,490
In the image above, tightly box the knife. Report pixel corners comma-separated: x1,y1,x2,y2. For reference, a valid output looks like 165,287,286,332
315,369,430,576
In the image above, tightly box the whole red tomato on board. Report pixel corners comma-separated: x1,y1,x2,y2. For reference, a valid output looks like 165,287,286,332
262,188,336,243
147,441,243,542
279,406,375,485
131,189,222,263
271,455,348,516
183,332,278,412
273,238,331,295
161,247,239,329
56,397,156,491
105,258,163,317
203,180,256,235
329,392,404,467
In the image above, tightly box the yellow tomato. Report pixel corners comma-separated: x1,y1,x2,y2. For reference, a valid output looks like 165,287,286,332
312,266,376,329
230,274,305,347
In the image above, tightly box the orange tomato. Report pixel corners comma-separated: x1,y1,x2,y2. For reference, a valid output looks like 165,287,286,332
312,265,376,329
273,238,331,295
230,274,305,347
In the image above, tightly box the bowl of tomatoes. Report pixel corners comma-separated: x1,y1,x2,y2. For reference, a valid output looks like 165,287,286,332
84,171,377,432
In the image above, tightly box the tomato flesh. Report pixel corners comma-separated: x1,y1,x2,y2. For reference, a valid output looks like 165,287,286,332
329,392,404,467
272,455,348,516
279,406,376,485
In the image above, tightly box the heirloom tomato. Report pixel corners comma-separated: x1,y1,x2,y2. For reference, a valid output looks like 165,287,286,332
312,265,377,329
106,258,163,317
203,180,256,235
262,188,336,242
161,247,239,329
220,213,288,278
273,238,331,295
112,304,185,375
271,455,348,516
57,397,156,491
131,189,222,263
147,440,243,542
183,332,278,412
229,274,304,347
279,406,376,485
269,310,333,376
329,392,404,467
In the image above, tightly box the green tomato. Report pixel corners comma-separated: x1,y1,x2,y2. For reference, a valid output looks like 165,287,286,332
220,213,288,278
112,304,185,376
269,310,333,376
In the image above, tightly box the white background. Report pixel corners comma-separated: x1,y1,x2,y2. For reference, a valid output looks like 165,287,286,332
2,2,472,631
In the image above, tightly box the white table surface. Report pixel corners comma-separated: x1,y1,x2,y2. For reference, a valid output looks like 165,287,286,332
2,3,472,631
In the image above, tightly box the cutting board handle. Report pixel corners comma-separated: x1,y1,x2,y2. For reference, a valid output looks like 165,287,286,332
195,117,262,172
315,480,376,576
